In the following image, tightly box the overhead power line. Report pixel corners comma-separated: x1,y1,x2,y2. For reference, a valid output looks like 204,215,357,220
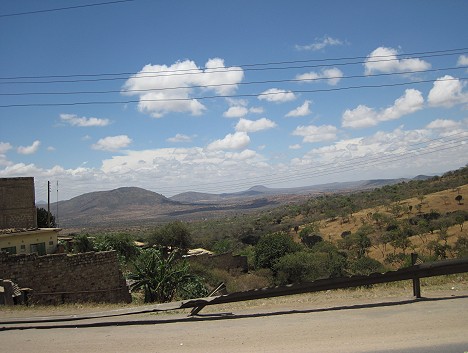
1,66,466,97
1,76,466,108
151,132,467,193
0,0,136,18
1,47,467,82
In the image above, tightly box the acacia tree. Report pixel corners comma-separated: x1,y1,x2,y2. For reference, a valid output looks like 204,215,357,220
149,221,193,251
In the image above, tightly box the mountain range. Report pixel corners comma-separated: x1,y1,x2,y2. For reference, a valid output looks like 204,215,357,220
40,177,429,228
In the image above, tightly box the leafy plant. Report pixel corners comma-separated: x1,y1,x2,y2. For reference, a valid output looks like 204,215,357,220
128,249,206,303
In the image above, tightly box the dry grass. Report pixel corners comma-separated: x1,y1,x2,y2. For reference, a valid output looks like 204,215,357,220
298,184,468,263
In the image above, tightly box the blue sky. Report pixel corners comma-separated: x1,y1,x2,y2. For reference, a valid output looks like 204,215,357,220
1,0,467,201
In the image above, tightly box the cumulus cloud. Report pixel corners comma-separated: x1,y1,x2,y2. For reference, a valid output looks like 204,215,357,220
223,106,249,118
457,55,468,66
285,100,312,117
92,135,132,151
0,142,12,166
342,89,424,128
258,88,296,103
206,132,250,151
364,47,431,75
17,140,41,155
60,113,111,127
295,36,343,51
293,128,434,169
235,118,277,133
0,142,12,154
426,119,461,130
289,144,301,150
427,75,468,108
167,134,193,143
122,58,244,118
292,124,338,143
296,68,343,86
249,107,264,114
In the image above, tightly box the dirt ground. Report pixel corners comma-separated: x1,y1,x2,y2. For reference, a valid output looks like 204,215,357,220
1,281,468,353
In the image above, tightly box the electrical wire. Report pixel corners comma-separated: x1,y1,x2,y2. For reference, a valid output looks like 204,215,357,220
128,132,468,194
1,48,466,83
1,76,466,108
1,66,466,97
0,0,136,18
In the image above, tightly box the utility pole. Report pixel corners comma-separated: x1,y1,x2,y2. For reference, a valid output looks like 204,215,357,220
47,181,51,228
56,180,59,227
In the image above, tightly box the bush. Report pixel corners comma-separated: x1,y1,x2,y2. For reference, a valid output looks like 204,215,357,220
274,251,330,285
349,257,385,276
148,221,193,250
254,232,302,270
128,249,206,303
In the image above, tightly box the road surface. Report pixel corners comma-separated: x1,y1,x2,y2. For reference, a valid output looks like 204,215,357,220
1,292,467,353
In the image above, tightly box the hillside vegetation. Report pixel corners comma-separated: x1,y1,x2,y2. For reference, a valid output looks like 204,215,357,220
69,166,467,300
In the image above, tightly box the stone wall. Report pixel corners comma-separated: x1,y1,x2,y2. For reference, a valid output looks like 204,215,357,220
0,251,131,305
0,177,37,229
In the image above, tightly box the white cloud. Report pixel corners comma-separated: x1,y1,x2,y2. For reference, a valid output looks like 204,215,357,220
0,142,12,166
296,68,343,86
92,135,132,151
122,58,244,118
235,118,277,133
295,36,343,51
342,89,424,128
285,100,312,117
457,55,468,66
17,140,41,155
47,146,56,152
167,134,193,143
292,124,338,143
426,119,461,130
60,113,111,127
258,88,296,102
293,127,434,168
206,132,250,151
427,75,468,108
364,47,431,75
249,107,264,114
289,144,301,150
223,106,249,118
0,142,12,154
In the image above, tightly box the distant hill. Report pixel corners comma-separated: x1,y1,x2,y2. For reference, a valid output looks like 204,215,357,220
47,175,445,228
52,187,181,228
169,179,408,203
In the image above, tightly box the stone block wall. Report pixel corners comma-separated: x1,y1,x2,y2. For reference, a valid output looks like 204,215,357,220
0,251,131,305
0,177,37,229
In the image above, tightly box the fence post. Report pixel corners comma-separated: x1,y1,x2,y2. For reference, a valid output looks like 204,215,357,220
411,253,422,298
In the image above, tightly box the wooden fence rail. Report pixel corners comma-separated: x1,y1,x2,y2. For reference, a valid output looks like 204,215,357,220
183,256,468,314
1,257,467,325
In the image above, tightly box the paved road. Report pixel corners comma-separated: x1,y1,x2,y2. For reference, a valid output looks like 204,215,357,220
1,294,467,353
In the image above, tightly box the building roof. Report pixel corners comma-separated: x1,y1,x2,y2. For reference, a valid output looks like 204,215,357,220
0,228,62,237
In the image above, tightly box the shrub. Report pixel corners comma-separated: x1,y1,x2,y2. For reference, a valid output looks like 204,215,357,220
254,232,302,270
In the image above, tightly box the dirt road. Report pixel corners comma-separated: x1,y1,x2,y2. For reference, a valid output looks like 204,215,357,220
1,289,467,353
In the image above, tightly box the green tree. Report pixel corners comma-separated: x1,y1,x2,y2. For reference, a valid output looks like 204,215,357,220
274,251,329,285
149,221,193,251
254,232,301,270
455,194,463,205
128,249,206,303
94,233,140,261
348,257,385,276
36,207,56,227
